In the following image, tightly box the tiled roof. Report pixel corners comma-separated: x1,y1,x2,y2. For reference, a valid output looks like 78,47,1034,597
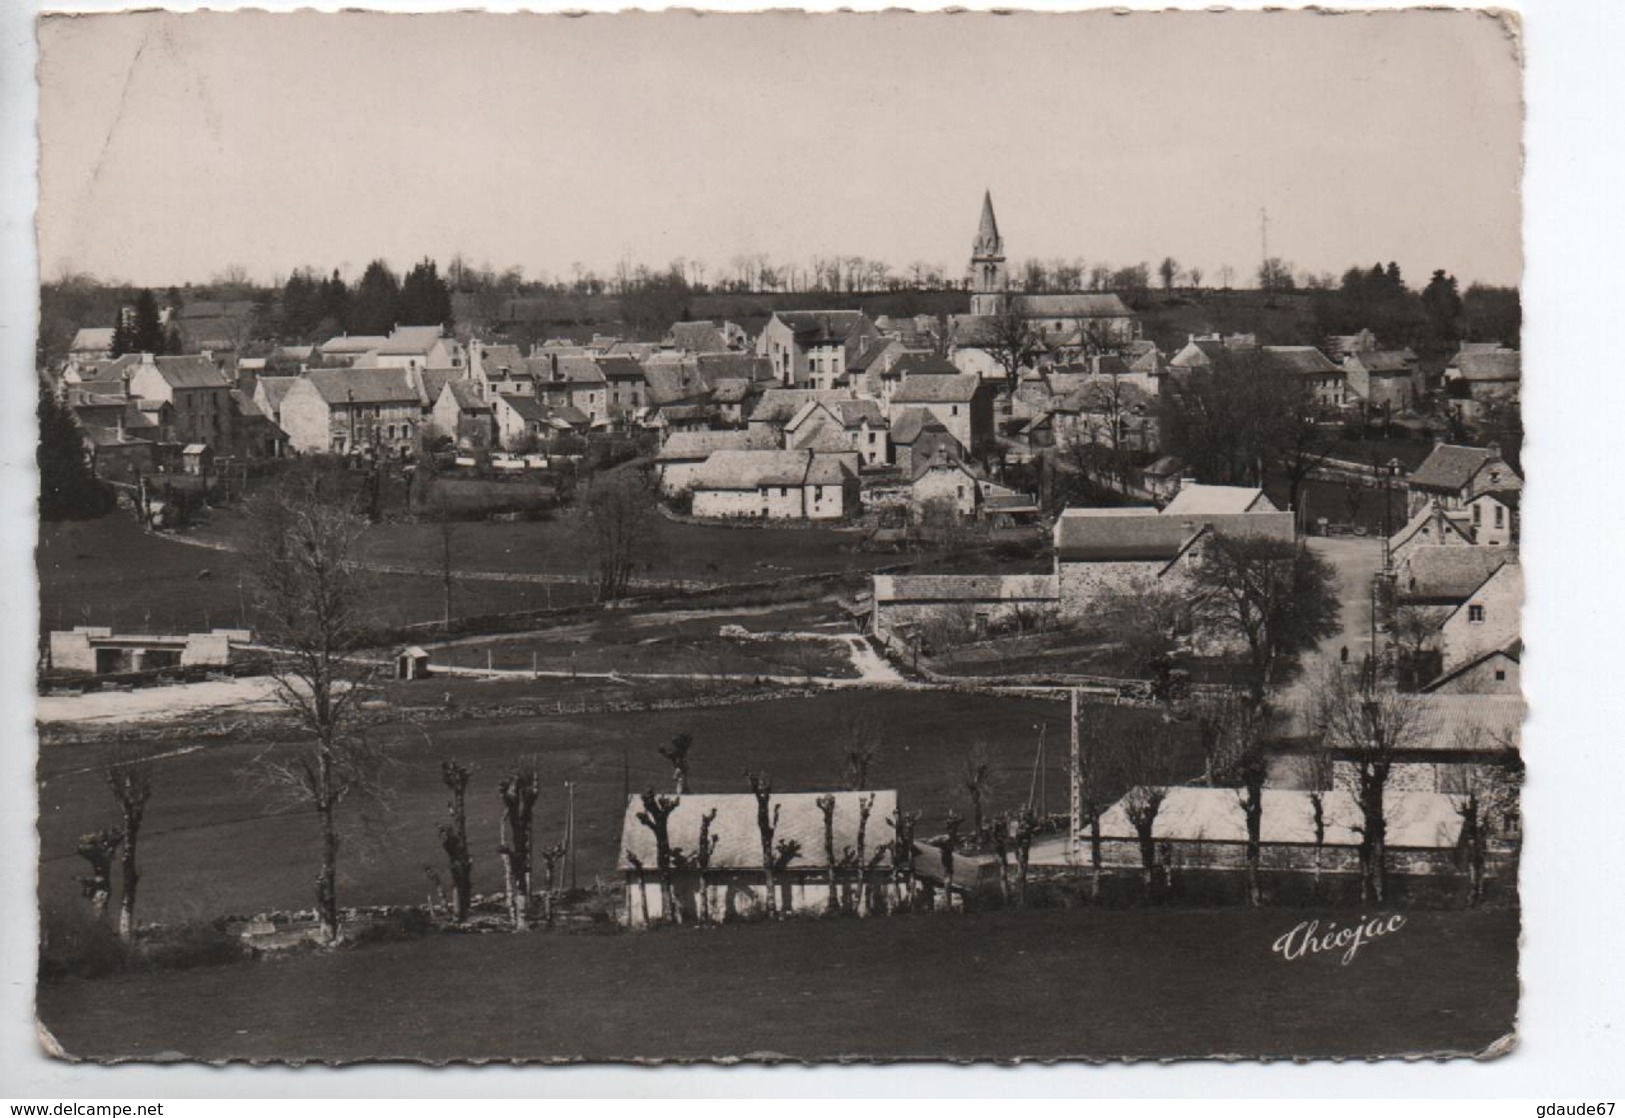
1054,509,1294,562
1096,788,1464,849
889,407,950,445
255,376,299,415
525,354,606,386
1056,376,1154,414
1015,293,1134,318
319,334,389,355
302,368,422,405
665,321,729,354
1395,545,1514,602
1409,444,1505,493
149,356,232,390
891,353,961,379
772,310,871,343
710,377,758,404
697,353,774,382
688,449,843,490
1142,455,1184,478
496,393,551,422
657,428,777,462
892,373,979,404
1346,349,1416,374
444,380,490,411
1162,484,1270,516
1262,346,1341,374
618,791,898,872
748,388,852,426
1453,351,1520,382
473,343,525,374
69,327,115,353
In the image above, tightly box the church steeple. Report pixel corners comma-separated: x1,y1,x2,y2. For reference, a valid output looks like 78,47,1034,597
969,190,1007,316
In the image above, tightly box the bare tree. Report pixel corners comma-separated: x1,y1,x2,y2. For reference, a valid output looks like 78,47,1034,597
816,794,840,914
745,770,780,919
1208,693,1274,906
694,807,720,924
938,809,965,910
835,710,884,791
888,809,920,912
635,788,682,924
658,732,693,794
1312,666,1433,904
1440,724,1522,906
851,792,879,915
105,748,153,941
242,470,386,944
438,761,474,922
1075,705,1122,902
1118,722,1180,897
988,815,1012,907
1012,808,1037,907
977,300,1042,398
625,851,650,926
566,470,664,601
75,829,122,923
958,742,995,837
1303,745,1335,896
498,767,540,930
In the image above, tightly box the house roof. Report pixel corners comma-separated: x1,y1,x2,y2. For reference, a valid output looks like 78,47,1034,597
696,353,775,382
657,428,778,462
301,368,423,405
1095,787,1464,849
145,355,232,390
847,338,899,374
891,353,961,379
1055,377,1155,414
598,356,646,382
1452,351,1520,383
1440,558,1523,625
748,388,852,426
525,354,606,386
375,332,448,356
834,398,884,428
1054,508,1295,562
641,359,708,405
772,310,871,344
255,376,299,415
473,343,525,374
618,790,898,872
689,449,845,491
1262,346,1342,375
709,377,759,405
888,407,951,446
1421,645,1525,697
892,373,980,404
1389,502,1474,551
69,327,115,353
1346,349,1417,374
1395,545,1514,602
1142,455,1185,479
1015,293,1134,319
496,392,551,422
229,389,267,420
443,379,491,412
420,369,460,405
665,321,730,354
1162,484,1271,516
319,334,390,355
1409,444,1513,493
873,574,1058,603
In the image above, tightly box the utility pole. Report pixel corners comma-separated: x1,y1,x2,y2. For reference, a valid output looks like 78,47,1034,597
1068,687,1081,860
564,780,577,892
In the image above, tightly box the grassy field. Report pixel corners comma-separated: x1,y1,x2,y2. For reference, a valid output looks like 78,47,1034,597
37,690,1194,925
37,516,596,640
36,904,1518,1062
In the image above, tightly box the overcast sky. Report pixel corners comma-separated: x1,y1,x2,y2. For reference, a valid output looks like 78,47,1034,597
36,8,1522,289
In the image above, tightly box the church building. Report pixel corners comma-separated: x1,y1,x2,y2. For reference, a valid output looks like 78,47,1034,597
950,192,1140,378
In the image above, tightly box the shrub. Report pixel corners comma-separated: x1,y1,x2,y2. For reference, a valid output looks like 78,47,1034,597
38,909,129,981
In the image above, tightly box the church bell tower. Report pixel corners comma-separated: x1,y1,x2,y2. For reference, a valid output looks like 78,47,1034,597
969,190,1008,317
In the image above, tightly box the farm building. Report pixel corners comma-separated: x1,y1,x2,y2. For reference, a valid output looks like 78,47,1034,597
47,626,253,675
617,790,898,927
1040,787,1468,877
871,574,1059,645
686,449,858,520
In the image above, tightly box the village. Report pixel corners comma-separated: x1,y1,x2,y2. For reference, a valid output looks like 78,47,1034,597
34,191,1524,1061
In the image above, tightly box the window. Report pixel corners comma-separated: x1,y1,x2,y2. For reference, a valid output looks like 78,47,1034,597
1494,505,1505,528
1468,604,1485,623
868,431,876,444
1472,503,1481,525
951,405,960,416
1494,669,1507,681
815,485,824,500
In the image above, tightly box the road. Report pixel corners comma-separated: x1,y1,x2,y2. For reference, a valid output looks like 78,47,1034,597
1276,534,1385,718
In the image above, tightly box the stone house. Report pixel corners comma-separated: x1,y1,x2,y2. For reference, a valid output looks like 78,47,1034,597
491,392,555,450
279,368,424,456
686,449,858,520
1394,545,1516,609
1463,489,1518,547
746,387,855,439
890,373,994,455
528,354,608,424
367,326,463,373
655,428,779,496
1162,483,1278,517
889,408,962,475
871,574,1060,645
1406,443,1522,516
756,310,880,388
1422,640,1522,697
1387,502,1475,569
430,380,494,448
1436,558,1522,674
1262,346,1351,411
467,342,527,400
127,353,236,450
618,791,898,926
1342,348,1419,412
1444,349,1520,418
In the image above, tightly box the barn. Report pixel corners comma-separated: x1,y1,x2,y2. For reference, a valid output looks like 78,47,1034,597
617,790,898,927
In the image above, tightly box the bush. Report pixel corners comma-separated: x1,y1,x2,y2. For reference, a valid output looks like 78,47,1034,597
346,908,435,947
136,922,249,972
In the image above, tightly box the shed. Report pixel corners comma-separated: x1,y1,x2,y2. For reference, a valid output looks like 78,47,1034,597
181,443,214,476
395,645,431,681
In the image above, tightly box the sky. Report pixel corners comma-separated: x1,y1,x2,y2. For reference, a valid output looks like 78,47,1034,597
36,8,1523,289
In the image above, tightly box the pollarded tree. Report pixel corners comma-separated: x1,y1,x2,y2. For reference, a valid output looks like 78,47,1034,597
635,788,682,925
105,749,153,941
75,829,122,923
693,808,720,924
816,794,840,914
498,767,540,931
745,770,781,919
835,710,884,791
1012,808,1037,908
888,809,921,912
242,469,387,944
850,792,879,916
1312,664,1433,904
1206,691,1274,906
1075,701,1124,902
438,760,474,922
938,809,965,910
957,742,995,838
659,732,694,794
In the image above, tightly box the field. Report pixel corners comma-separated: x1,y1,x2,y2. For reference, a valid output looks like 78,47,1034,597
36,904,1519,1061
36,689,1196,925
37,515,595,640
